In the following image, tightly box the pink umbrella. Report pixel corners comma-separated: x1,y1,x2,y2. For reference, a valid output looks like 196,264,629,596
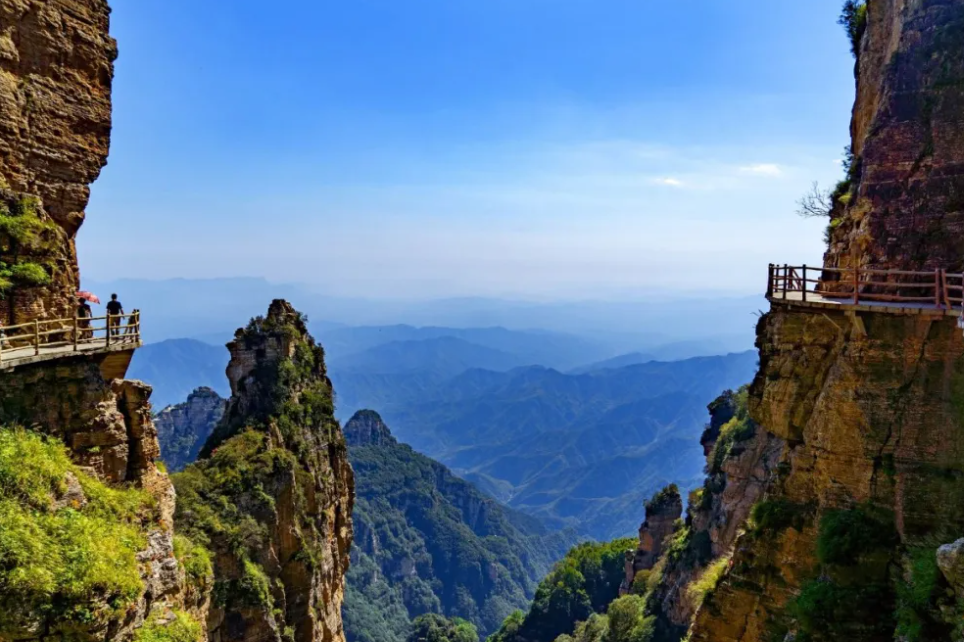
76,291,101,304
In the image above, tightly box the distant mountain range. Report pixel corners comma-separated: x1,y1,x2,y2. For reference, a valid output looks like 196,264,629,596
128,339,230,409
364,352,758,539
86,277,760,355
132,322,756,540
343,411,579,642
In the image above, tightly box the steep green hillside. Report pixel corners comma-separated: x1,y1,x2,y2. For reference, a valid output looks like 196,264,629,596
367,352,758,539
487,538,635,642
344,410,579,642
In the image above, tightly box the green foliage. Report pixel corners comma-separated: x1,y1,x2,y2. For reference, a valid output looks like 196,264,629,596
605,595,654,642
133,611,203,642
489,539,634,642
407,614,478,642
686,555,730,609
0,196,56,294
173,535,213,589
706,387,755,475
839,0,868,58
895,547,952,641
816,506,897,566
750,498,809,536
789,506,902,640
344,414,579,642
645,485,679,512
555,596,654,642
0,427,155,633
790,579,893,640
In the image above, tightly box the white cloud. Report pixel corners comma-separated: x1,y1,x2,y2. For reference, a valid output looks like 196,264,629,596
740,163,783,177
654,177,684,187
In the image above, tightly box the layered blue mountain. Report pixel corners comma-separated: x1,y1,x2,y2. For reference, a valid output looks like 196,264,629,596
131,324,756,539
128,339,230,409
359,352,758,539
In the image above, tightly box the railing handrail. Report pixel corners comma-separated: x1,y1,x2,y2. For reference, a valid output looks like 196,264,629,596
0,311,142,364
767,263,964,311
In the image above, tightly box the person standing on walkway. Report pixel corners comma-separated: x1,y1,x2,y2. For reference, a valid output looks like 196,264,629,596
106,294,124,337
78,298,93,341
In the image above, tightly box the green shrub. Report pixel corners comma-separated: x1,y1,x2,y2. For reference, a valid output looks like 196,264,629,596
750,498,809,536
0,427,154,632
173,535,213,588
895,547,952,641
791,579,893,639
134,610,203,642
816,507,897,566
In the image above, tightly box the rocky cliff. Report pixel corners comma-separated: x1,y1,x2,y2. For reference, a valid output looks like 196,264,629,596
0,355,209,640
657,4,964,640
0,0,115,322
173,300,354,642
156,387,227,472
826,0,964,271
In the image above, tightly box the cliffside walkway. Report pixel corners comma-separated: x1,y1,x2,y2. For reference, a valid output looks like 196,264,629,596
0,312,142,373
767,264,964,317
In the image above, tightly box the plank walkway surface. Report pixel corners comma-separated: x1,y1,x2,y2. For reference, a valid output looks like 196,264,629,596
769,290,963,317
0,338,141,371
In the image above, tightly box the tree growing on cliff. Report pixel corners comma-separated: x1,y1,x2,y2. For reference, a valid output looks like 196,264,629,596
839,0,868,59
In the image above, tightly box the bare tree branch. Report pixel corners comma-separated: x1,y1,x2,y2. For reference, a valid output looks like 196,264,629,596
796,182,833,218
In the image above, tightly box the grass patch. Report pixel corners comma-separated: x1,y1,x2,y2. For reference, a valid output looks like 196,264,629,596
134,610,203,642
0,427,155,633
686,554,731,609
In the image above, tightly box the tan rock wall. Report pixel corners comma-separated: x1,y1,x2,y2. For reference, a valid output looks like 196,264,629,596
0,0,115,321
827,0,964,272
688,304,964,642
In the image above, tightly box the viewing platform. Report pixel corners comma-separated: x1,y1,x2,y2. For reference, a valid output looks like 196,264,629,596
767,264,964,317
0,312,142,379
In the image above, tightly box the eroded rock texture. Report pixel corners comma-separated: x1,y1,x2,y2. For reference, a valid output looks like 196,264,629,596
155,387,227,472
0,0,115,322
174,300,354,642
685,308,964,642
0,356,204,639
827,0,964,271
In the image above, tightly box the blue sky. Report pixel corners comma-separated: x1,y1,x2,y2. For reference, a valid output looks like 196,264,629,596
82,0,856,299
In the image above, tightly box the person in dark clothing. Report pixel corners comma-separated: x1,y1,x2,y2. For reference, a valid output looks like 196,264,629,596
106,293,124,337
78,298,93,341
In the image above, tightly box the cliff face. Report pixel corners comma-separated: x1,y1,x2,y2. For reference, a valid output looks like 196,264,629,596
155,387,227,472
173,300,354,642
684,307,964,642
0,0,115,321
0,356,207,640
654,5,964,641
827,0,964,271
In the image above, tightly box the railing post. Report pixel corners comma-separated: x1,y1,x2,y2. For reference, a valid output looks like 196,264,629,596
73,316,79,351
942,269,951,310
135,311,141,343
782,264,788,300
853,266,860,305
802,265,808,302
106,315,111,348
767,264,774,298
33,320,39,355
936,269,942,309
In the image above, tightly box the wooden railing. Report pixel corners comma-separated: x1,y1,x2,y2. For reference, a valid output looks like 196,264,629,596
0,311,141,364
768,264,964,310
